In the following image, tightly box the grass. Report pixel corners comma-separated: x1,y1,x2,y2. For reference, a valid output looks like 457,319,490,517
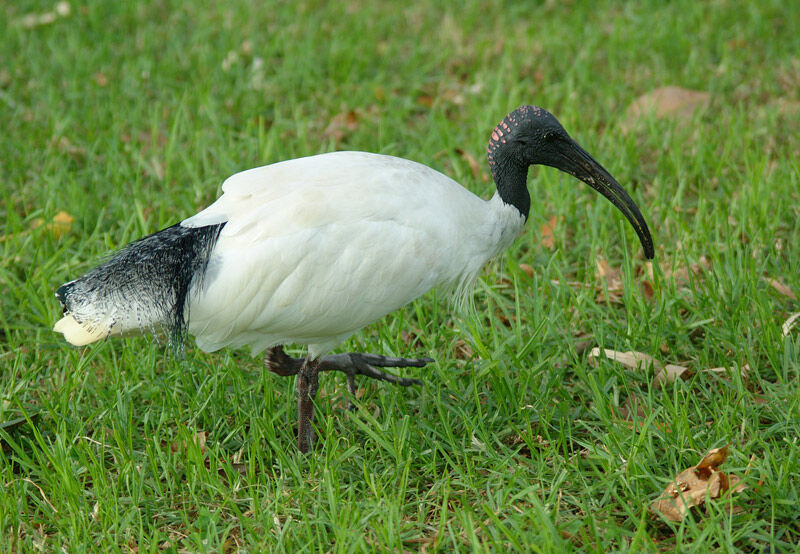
2,0,799,550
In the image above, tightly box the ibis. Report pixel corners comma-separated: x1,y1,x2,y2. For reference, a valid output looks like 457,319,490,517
54,105,654,453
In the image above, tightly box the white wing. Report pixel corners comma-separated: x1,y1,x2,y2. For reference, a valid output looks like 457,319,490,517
185,151,523,357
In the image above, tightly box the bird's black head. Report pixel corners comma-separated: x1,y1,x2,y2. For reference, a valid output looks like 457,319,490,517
487,105,654,259
487,105,569,169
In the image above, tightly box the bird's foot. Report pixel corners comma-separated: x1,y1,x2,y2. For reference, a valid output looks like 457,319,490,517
265,346,431,452
265,346,431,411
317,352,429,392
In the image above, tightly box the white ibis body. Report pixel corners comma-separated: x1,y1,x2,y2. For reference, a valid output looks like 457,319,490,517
54,106,654,453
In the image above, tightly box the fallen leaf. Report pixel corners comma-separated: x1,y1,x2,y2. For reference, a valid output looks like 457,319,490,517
323,110,360,144
456,148,486,182
623,86,710,131
762,277,797,301
650,256,711,295
782,312,800,337
588,348,688,385
21,211,74,241
539,215,560,250
494,310,514,328
93,72,109,87
650,445,748,522
15,2,71,29
696,445,729,475
52,136,86,159
170,430,208,455
416,95,434,108
221,50,239,71
440,87,467,106
49,211,74,238
703,364,750,378
452,339,474,360
595,257,624,303
519,263,534,278
400,326,422,347
768,97,800,118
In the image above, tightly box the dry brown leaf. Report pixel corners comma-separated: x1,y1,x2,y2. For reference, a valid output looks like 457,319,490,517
588,348,688,385
695,446,730,475
768,97,800,118
703,364,750,378
661,256,711,288
596,257,619,281
519,263,534,278
781,312,800,337
23,211,74,240
650,445,747,522
53,136,86,159
416,95,434,108
452,339,474,360
539,215,560,250
595,257,624,303
640,280,655,300
400,326,422,348
623,86,710,131
440,87,467,106
93,72,109,87
763,277,797,301
456,148,486,182
323,110,360,143
170,430,208,455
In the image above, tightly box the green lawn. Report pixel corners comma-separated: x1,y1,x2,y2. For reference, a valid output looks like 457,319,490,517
2,0,799,551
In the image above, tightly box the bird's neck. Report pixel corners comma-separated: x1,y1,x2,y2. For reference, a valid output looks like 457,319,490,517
489,158,530,220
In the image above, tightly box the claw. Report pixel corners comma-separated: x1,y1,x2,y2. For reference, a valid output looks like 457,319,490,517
263,346,432,451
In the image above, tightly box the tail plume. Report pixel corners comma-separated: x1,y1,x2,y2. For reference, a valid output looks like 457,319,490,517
54,222,224,350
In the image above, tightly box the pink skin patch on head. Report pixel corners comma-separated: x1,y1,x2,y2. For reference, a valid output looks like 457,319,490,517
491,130,499,141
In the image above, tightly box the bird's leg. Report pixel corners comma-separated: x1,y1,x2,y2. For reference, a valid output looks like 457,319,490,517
296,356,320,454
265,346,431,413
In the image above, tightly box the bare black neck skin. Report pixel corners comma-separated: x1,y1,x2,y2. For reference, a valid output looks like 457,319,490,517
486,120,530,220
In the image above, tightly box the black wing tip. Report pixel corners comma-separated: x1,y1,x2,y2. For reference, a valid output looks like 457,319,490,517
55,281,73,306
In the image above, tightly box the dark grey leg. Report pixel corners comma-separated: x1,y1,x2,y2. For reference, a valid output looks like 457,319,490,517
264,346,431,450
296,356,320,454
265,346,430,386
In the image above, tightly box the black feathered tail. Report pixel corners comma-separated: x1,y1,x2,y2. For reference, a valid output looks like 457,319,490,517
55,222,225,350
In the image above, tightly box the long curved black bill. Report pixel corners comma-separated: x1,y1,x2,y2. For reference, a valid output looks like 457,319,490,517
553,139,655,259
